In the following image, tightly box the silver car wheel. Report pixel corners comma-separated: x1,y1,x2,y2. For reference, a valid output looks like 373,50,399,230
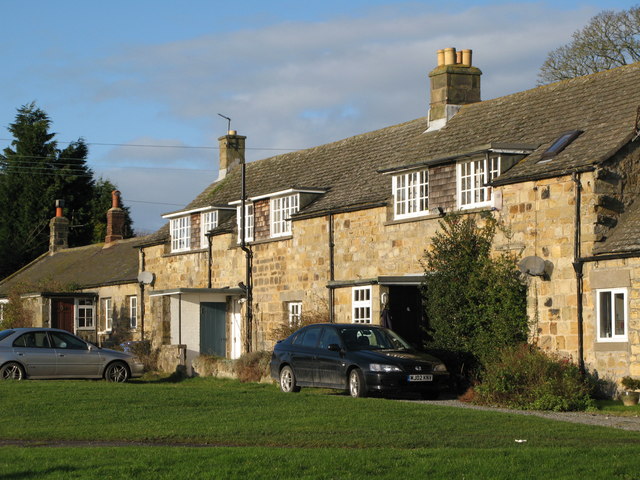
1,362,25,380
279,366,300,393
349,368,366,398
105,362,129,383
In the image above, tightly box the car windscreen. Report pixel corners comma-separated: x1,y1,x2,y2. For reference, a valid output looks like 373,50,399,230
0,329,15,342
339,327,411,351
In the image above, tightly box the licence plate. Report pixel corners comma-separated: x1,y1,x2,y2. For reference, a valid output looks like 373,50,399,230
408,374,433,382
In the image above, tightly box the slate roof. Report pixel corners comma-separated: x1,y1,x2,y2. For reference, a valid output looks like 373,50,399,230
142,62,640,245
593,198,640,255
0,237,143,297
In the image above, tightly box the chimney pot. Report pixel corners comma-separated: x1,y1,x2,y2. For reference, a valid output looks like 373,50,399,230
443,47,456,66
111,190,121,209
55,199,64,218
456,50,463,64
437,49,444,67
462,49,472,66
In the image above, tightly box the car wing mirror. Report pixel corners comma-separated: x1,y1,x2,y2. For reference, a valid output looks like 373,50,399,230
328,343,342,352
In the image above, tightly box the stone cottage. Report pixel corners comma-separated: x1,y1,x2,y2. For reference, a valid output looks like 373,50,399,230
0,191,145,346
137,47,640,382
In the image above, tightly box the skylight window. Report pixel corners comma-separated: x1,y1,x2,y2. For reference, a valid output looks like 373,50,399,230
539,130,582,161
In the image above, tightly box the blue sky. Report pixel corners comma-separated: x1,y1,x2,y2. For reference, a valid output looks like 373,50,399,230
1,0,637,232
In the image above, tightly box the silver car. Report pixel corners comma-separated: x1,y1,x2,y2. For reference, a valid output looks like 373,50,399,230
0,327,144,382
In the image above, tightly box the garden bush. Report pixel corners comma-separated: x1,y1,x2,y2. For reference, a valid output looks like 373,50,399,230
235,350,272,383
472,343,595,411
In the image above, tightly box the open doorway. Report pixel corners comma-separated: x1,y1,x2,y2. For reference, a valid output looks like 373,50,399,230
385,286,426,347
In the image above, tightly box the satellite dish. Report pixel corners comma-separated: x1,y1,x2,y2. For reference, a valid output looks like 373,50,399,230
518,256,547,276
138,271,155,285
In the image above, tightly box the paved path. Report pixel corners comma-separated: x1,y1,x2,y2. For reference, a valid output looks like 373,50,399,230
415,397,640,431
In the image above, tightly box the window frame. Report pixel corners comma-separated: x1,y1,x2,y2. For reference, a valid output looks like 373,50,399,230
200,210,218,248
236,203,254,243
270,194,300,237
129,296,138,330
352,286,372,324
596,288,628,342
457,155,501,210
288,301,302,327
76,298,95,330
392,169,429,219
101,297,113,333
170,216,191,253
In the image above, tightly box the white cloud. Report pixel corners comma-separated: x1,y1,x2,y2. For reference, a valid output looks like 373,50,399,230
74,2,598,230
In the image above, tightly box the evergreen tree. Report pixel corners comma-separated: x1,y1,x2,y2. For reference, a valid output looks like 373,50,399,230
0,103,133,278
421,213,528,379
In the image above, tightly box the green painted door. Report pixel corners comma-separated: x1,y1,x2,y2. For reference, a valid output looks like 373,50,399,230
200,302,226,357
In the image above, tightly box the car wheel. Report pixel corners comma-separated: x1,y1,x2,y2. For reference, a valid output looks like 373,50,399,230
279,366,301,393
104,362,130,383
1,362,25,380
348,368,367,398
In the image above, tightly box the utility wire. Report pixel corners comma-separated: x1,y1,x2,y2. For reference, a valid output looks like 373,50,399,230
0,138,300,152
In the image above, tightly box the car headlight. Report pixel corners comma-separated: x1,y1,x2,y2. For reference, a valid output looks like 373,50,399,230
433,363,448,373
369,363,402,373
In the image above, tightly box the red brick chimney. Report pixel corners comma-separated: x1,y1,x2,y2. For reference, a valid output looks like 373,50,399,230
105,190,125,246
49,199,69,254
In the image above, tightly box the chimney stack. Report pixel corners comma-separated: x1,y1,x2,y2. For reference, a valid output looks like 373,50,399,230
105,190,125,246
217,130,246,181
49,199,69,254
427,47,481,131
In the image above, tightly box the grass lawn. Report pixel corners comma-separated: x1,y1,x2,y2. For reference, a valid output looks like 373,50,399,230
1,376,639,479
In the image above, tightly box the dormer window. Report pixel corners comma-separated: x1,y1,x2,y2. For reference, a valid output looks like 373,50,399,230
200,210,218,247
170,216,191,252
392,169,429,219
458,155,500,209
271,194,300,237
231,188,324,243
539,130,582,162
236,204,254,243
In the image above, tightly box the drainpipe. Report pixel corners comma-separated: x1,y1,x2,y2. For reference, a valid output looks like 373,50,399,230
178,292,184,365
328,213,335,322
239,146,253,353
572,172,585,374
140,248,146,342
207,232,213,289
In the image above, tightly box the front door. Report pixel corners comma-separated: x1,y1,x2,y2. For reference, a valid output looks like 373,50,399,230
200,302,226,357
388,286,425,346
52,299,75,333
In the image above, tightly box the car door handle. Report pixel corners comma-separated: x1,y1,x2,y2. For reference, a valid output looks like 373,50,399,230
17,353,24,356
58,354,65,357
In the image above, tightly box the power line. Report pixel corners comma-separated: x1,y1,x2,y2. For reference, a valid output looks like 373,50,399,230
0,138,300,152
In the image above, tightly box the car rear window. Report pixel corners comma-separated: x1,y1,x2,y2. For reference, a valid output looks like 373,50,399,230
0,329,15,342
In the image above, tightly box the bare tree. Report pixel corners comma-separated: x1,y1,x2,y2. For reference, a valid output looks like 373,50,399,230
538,6,640,84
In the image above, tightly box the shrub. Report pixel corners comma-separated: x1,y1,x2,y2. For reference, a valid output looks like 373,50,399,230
271,296,330,340
621,376,640,391
473,344,595,411
421,213,528,379
121,340,158,372
235,350,272,383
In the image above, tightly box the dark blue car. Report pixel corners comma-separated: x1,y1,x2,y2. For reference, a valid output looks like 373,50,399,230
270,323,449,398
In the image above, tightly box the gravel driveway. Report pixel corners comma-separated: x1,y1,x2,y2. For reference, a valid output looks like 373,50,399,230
416,397,640,431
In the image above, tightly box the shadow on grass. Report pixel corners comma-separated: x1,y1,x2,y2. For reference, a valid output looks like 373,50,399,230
1,466,78,479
